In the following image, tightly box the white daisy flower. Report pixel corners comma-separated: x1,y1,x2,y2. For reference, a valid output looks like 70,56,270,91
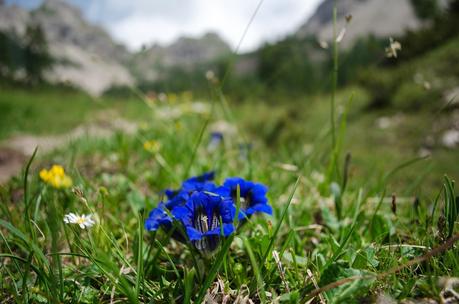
64,213,95,229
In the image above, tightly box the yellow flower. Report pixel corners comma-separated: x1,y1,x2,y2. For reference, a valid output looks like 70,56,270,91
39,165,73,189
175,121,182,131
39,169,51,182
168,93,177,104
143,140,161,154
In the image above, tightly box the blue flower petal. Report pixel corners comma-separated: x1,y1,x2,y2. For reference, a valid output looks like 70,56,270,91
186,226,203,241
219,177,271,217
164,189,178,200
246,203,273,216
220,199,236,223
204,223,235,237
144,204,172,231
184,171,215,184
171,206,192,226
164,191,189,210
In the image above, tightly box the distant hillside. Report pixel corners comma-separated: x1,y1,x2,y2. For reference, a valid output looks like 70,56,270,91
1,0,452,95
131,32,231,82
0,0,134,95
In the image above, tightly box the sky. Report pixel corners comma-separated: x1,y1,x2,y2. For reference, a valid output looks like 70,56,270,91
6,0,322,52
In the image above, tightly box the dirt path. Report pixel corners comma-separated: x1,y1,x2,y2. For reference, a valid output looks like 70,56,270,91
0,118,137,184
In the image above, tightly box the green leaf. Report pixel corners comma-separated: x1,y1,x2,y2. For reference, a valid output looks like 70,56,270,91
320,263,374,303
127,190,146,213
352,247,379,269
443,176,458,238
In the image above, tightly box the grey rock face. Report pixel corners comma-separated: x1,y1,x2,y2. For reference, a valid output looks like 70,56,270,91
0,3,29,35
297,0,422,48
0,0,134,95
0,0,231,95
131,32,231,82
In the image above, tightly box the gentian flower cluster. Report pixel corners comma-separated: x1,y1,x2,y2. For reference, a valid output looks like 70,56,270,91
145,172,271,252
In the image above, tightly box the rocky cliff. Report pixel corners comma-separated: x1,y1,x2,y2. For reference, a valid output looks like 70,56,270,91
296,0,422,47
0,0,231,95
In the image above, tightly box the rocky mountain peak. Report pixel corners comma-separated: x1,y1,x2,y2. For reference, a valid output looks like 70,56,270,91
166,32,231,65
0,1,133,95
39,0,82,18
130,31,231,82
0,1,234,94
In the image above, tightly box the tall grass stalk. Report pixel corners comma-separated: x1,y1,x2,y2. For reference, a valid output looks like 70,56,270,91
330,0,338,150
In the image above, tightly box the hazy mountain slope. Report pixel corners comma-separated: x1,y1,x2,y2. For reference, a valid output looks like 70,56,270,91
33,0,135,95
296,0,422,47
0,0,231,94
0,0,134,95
0,3,29,35
131,32,231,82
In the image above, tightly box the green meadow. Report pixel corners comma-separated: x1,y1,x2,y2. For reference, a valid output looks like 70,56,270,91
0,78,458,302
1,3,459,302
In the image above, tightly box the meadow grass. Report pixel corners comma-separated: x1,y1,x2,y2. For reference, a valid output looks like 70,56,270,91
1,84,456,194
0,86,148,140
0,84,458,303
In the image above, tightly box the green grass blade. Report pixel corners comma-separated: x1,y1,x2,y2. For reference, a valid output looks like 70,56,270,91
23,147,38,235
243,237,267,303
261,176,300,264
195,235,234,303
135,211,145,299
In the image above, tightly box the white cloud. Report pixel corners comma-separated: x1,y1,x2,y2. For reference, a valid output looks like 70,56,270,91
10,0,322,51
82,0,321,52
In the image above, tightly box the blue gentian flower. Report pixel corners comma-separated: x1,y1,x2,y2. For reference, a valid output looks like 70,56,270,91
182,171,217,193
184,171,215,184
208,132,224,151
217,177,272,217
145,172,271,254
164,191,189,210
172,191,235,252
162,171,216,209
210,132,224,141
144,203,173,231
164,189,180,200
165,171,216,195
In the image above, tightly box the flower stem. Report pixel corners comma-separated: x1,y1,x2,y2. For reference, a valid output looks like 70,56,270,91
331,0,338,150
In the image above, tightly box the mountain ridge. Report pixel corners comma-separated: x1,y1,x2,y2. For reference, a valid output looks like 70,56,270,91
0,0,442,94
0,0,231,95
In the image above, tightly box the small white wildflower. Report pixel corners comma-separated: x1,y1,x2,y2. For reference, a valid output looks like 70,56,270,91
205,70,215,81
275,163,298,172
64,213,95,229
376,116,392,129
418,147,432,158
423,81,431,90
311,171,325,183
189,102,210,114
158,92,167,102
442,129,459,148
336,27,346,43
385,37,402,58
209,120,237,135
318,40,329,49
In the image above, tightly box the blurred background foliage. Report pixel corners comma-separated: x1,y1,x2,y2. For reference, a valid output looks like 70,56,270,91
0,0,458,192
